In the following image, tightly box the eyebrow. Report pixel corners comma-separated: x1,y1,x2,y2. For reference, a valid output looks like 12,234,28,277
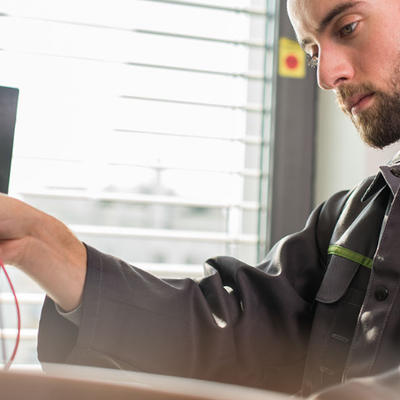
300,1,363,50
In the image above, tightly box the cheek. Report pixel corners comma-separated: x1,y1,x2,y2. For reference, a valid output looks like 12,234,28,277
371,49,400,89
362,21,400,85
356,37,396,88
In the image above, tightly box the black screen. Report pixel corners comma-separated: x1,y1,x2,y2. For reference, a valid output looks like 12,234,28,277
0,86,19,194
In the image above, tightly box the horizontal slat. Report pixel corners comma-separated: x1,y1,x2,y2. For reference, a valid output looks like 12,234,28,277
141,0,269,16
70,224,259,244
134,28,267,48
137,262,204,278
9,364,42,370
0,2,270,17
18,189,262,211
0,293,45,305
0,14,268,49
123,60,266,80
0,329,37,340
14,155,265,178
0,48,266,81
120,94,265,113
0,12,132,32
108,161,264,178
114,128,265,145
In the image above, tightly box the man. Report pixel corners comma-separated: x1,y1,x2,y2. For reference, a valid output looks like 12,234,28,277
1,0,400,396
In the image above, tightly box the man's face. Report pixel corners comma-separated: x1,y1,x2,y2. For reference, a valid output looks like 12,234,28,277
287,0,400,148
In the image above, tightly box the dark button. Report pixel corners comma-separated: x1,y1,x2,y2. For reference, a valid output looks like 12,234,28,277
375,286,389,301
390,166,400,177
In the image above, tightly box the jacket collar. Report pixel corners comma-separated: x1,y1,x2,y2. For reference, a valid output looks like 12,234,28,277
361,151,400,202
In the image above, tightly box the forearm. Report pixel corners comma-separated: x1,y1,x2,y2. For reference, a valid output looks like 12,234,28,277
0,194,87,311
20,213,87,311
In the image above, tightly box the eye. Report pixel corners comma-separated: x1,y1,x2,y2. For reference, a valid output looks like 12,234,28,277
306,54,319,69
339,21,358,37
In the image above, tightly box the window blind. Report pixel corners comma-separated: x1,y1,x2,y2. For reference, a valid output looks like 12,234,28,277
0,0,279,367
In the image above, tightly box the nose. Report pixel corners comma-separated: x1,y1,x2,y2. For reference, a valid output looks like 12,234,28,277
317,44,355,90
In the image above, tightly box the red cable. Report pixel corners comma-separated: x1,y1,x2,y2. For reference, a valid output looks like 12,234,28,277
0,260,21,369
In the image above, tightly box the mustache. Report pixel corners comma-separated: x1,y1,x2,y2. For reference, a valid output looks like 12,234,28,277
336,83,378,108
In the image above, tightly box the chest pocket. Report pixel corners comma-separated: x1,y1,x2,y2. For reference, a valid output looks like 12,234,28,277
301,253,370,395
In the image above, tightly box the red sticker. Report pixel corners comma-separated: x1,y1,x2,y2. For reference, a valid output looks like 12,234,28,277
285,55,298,69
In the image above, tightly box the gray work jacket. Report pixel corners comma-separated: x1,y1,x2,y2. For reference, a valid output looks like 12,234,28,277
37,159,400,395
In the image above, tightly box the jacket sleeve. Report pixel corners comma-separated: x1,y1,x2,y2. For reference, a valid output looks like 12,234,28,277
37,190,350,393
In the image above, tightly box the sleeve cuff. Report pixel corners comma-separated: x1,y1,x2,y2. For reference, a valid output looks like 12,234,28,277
55,303,82,327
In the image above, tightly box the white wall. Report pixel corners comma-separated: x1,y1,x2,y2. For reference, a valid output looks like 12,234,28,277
314,90,400,205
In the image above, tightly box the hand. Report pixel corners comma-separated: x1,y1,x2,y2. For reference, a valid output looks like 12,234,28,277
0,193,86,311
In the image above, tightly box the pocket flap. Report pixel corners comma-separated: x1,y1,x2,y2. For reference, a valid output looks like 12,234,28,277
316,255,360,303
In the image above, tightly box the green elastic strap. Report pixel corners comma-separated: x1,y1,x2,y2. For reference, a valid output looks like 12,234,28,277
328,244,373,269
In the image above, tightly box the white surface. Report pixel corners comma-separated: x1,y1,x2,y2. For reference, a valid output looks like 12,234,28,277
34,363,294,400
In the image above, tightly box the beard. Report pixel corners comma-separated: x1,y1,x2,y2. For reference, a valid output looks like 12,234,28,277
336,83,400,149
